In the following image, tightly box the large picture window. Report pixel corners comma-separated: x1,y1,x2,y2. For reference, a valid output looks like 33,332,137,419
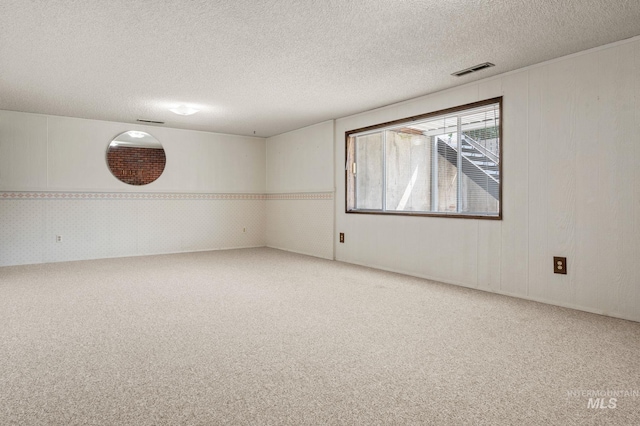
346,98,501,219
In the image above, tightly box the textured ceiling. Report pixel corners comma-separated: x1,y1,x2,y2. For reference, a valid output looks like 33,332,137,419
1,0,639,137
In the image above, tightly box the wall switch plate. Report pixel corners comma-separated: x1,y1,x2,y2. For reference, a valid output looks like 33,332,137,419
554,257,567,274
339,233,344,243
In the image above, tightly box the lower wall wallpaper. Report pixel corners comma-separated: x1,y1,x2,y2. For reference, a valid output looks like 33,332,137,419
0,191,334,267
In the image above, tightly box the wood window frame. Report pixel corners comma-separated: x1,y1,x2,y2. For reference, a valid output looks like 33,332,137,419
345,97,503,220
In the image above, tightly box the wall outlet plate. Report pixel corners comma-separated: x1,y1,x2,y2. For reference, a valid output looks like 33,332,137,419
554,257,567,274
339,233,344,243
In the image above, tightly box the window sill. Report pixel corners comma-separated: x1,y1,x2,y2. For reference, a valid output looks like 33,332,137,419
345,209,501,220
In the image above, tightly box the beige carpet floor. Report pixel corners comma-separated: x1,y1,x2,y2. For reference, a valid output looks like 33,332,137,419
0,248,638,425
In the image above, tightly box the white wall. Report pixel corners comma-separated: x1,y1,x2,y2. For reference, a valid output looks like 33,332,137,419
265,121,334,259
0,112,265,192
0,112,266,266
335,38,640,322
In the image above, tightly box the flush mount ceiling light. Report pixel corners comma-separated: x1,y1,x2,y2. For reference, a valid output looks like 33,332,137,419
169,105,200,116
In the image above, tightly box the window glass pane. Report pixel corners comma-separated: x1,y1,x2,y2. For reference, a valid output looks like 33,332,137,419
355,132,383,209
385,129,431,212
427,115,458,213
459,105,500,214
436,135,458,213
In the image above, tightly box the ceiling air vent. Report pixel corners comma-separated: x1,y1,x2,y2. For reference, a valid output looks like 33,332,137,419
451,62,495,77
136,119,165,124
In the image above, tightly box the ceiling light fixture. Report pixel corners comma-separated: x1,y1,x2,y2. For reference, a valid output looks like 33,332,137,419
169,105,200,116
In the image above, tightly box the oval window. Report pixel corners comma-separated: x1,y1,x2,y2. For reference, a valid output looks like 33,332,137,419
106,131,166,186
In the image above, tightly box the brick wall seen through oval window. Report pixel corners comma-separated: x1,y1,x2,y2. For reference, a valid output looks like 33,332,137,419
107,146,166,185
